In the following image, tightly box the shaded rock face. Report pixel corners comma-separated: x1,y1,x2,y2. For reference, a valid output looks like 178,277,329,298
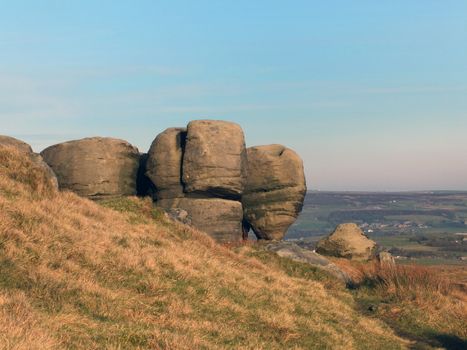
136,153,156,197
0,135,59,190
182,120,247,199
41,137,140,198
316,223,377,261
242,145,306,240
157,197,243,243
265,241,351,285
145,128,186,200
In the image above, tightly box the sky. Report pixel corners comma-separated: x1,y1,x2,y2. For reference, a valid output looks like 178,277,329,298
1,1,466,191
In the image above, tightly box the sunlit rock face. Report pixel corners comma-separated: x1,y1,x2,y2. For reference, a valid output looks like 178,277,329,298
145,127,187,200
157,197,244,243
146,120,248,243
316,223,377,261
41,137,140,198
182,120,247,200
242,145,307,240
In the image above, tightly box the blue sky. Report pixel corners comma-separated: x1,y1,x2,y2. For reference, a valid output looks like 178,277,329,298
1,1,466,190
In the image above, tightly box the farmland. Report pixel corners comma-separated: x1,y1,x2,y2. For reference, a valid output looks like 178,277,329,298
288,191,467,265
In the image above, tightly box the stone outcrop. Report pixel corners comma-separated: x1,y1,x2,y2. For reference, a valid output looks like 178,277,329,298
264,241,351,285
145,121,248,243
41,137,140,198
242,145,306,240
157,197,243,243
146,128,186,200
182,120,247,199
3,120,307,244
316,223,377,261
0,135,58,190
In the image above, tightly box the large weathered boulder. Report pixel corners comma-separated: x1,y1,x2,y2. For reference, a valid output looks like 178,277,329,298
182,120,247,199
264,241,351,285
145,128,186,199
316,223,377,261
157,197,243,243
41,137,140,198
0,135,58,190
242,145,306,240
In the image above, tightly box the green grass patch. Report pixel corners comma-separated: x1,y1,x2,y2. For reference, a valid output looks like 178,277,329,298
97,197,164,225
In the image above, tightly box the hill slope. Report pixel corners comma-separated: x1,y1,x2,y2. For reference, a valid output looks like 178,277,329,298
0,147,406,349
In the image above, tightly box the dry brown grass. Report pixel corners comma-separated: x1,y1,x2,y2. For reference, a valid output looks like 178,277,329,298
0,147,406,349
333,257,467,344
0,146,57,199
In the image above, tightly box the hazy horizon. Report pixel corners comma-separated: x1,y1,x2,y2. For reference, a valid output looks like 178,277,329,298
1,1,466,191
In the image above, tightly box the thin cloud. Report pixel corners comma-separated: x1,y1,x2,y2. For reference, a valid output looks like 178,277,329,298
358,85,467,94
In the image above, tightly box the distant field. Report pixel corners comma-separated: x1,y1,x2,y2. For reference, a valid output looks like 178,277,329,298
288,191,467,265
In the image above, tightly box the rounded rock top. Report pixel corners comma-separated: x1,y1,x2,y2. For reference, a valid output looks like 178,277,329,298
41,137,140,198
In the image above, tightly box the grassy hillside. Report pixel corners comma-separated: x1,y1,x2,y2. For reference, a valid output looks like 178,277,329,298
0,146,457,349
332,258,467,349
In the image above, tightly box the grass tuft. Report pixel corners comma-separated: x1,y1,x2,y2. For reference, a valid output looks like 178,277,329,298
333,258,467,348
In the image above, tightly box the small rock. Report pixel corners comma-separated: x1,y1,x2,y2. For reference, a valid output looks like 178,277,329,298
264,241,352,285
166,208,192,226
377,251,396,267
316,223,377,261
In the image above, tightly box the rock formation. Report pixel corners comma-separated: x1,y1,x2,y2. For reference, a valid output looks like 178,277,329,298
145,121,247,243
0,135,58,190
41,137,140,198
242,145,307,240
182,120,247,199
264,241,351,285
146,128,186,200
158,197,243,243
316,223,377,261
3,120,307,244
145,125,306,243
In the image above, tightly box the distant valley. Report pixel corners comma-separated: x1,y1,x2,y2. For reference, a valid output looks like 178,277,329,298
288,191,467,265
